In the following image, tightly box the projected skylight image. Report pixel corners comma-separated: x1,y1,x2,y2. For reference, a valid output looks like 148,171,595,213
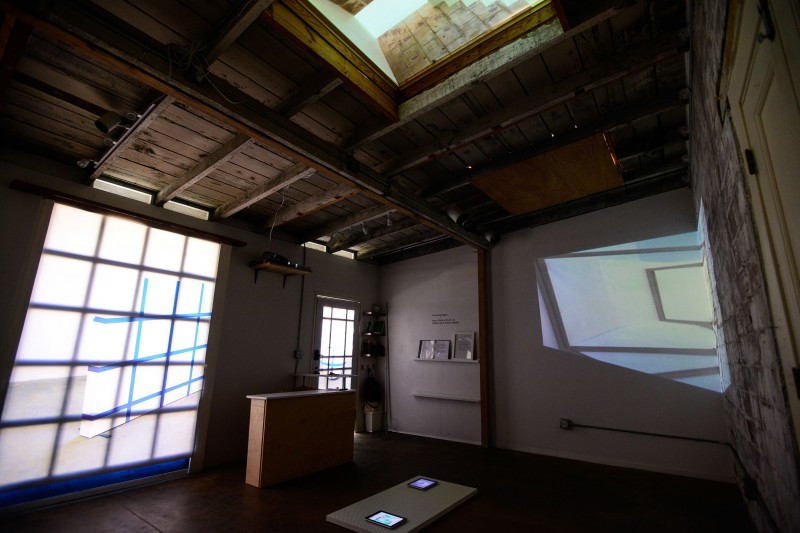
537,232,720,392
0,204,220,506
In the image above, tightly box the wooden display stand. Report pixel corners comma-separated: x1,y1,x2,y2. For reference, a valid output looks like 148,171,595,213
245,390,356,487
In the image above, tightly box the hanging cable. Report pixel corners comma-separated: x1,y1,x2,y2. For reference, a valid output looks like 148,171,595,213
266,188,286,252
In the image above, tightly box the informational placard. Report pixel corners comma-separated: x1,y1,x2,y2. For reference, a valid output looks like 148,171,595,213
453,332,475,360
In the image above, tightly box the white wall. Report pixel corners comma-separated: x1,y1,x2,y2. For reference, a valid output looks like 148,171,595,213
0,150,380,468
381,246,481,444
491,189,734,481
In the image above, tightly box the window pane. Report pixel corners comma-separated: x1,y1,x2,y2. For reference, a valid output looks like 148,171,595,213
98,217,146,264
88,265,140,312
330,320,347,356
44,205,101,256
332,307,347,319
31,255,92,307
0,203,221,504
184,239,220,278
144,228,185,271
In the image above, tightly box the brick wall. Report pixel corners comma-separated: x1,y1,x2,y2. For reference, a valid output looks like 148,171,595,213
689,2,800,531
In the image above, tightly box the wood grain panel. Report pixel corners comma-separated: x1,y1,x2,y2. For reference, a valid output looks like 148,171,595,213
246,392,356,487
472,133,622,214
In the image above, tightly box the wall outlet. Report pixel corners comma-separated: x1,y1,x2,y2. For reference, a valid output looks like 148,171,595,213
559,418,574,430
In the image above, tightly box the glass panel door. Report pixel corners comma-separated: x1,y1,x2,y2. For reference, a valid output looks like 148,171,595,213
315,297,359,390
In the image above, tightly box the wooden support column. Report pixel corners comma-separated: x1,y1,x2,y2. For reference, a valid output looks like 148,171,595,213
478,248,491,448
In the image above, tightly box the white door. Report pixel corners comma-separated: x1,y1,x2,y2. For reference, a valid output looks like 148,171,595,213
728,0,800,449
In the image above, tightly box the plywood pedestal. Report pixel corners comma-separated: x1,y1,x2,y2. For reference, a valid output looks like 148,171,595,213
245,390,356,487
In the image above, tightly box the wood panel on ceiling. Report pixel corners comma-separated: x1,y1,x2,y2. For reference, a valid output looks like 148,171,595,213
264,0,398,120
471,133,622,214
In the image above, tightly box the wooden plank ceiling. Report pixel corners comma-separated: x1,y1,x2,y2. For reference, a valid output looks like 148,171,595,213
0,0,690,264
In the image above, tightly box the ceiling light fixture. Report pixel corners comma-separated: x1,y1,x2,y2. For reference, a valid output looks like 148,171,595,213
447,205,475,231
386,213,392,227
94,110,141,134
362,222,368,235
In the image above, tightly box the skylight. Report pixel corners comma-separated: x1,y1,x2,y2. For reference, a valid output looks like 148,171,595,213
310,0,552,86
356,0,427,38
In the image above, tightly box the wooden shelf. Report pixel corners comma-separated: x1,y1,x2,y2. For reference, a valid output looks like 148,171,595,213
413,358,478,363
250,260,311,285
412,391,480,403
251,260,311,276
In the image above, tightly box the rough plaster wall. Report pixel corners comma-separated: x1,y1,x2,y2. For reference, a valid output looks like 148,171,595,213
689,2,800,531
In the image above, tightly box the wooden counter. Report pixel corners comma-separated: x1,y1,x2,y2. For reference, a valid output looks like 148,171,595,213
245,389,356,487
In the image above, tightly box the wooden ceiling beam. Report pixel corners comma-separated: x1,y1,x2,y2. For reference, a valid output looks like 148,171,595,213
301,204,393,242
5,1,488,250
270,182,356,227
275,72,343,117
357,234,456,262
214,162,316,219
156,133,252,206
89,95,176,183
204,0,276,67
380,32,689,177
0,13,32,101
422,93,687,199
485,169,688,235
327,217,419,254
262,0,398,120
343,3,633,151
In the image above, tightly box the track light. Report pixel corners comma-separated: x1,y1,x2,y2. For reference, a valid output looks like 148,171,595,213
94,110,141,134
77,158,97,169
386,213,392,227
446,205,475,231
447,206,466,225
95,111,123,134
484,232,500,245
362,222,368,235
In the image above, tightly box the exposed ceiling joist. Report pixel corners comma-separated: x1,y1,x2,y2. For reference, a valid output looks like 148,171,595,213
90,95,176,183
422,93,687,198
0,12,32,101
17,1,488,249
301,204,393,243
214,162,316,219
262,0,398,120
155,133,252,206
327,217,419,254
357,234,454,262
203,0,276,68
275,72,343,117
344,3,630,151
486,170,688,235
271,182,356,227
379,32,689,177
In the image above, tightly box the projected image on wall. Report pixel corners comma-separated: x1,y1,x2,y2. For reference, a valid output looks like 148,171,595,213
0,204,220,506
537,232,719,392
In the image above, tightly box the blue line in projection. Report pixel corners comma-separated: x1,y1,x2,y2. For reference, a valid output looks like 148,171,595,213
82,277,210,435
188,283,205,396
126,278,149,422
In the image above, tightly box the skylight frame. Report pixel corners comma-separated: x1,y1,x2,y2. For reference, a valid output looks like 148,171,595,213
283,0,558,107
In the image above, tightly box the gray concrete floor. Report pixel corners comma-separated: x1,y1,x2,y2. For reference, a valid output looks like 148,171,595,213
1,432,754,532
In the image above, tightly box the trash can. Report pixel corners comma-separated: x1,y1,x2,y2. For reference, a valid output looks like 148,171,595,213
364,410,383,433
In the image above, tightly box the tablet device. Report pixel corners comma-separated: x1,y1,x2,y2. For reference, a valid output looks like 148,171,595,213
366,510,407,529
408,477,437,490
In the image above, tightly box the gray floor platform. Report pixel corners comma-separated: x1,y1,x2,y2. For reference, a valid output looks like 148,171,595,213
326,476,477,532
